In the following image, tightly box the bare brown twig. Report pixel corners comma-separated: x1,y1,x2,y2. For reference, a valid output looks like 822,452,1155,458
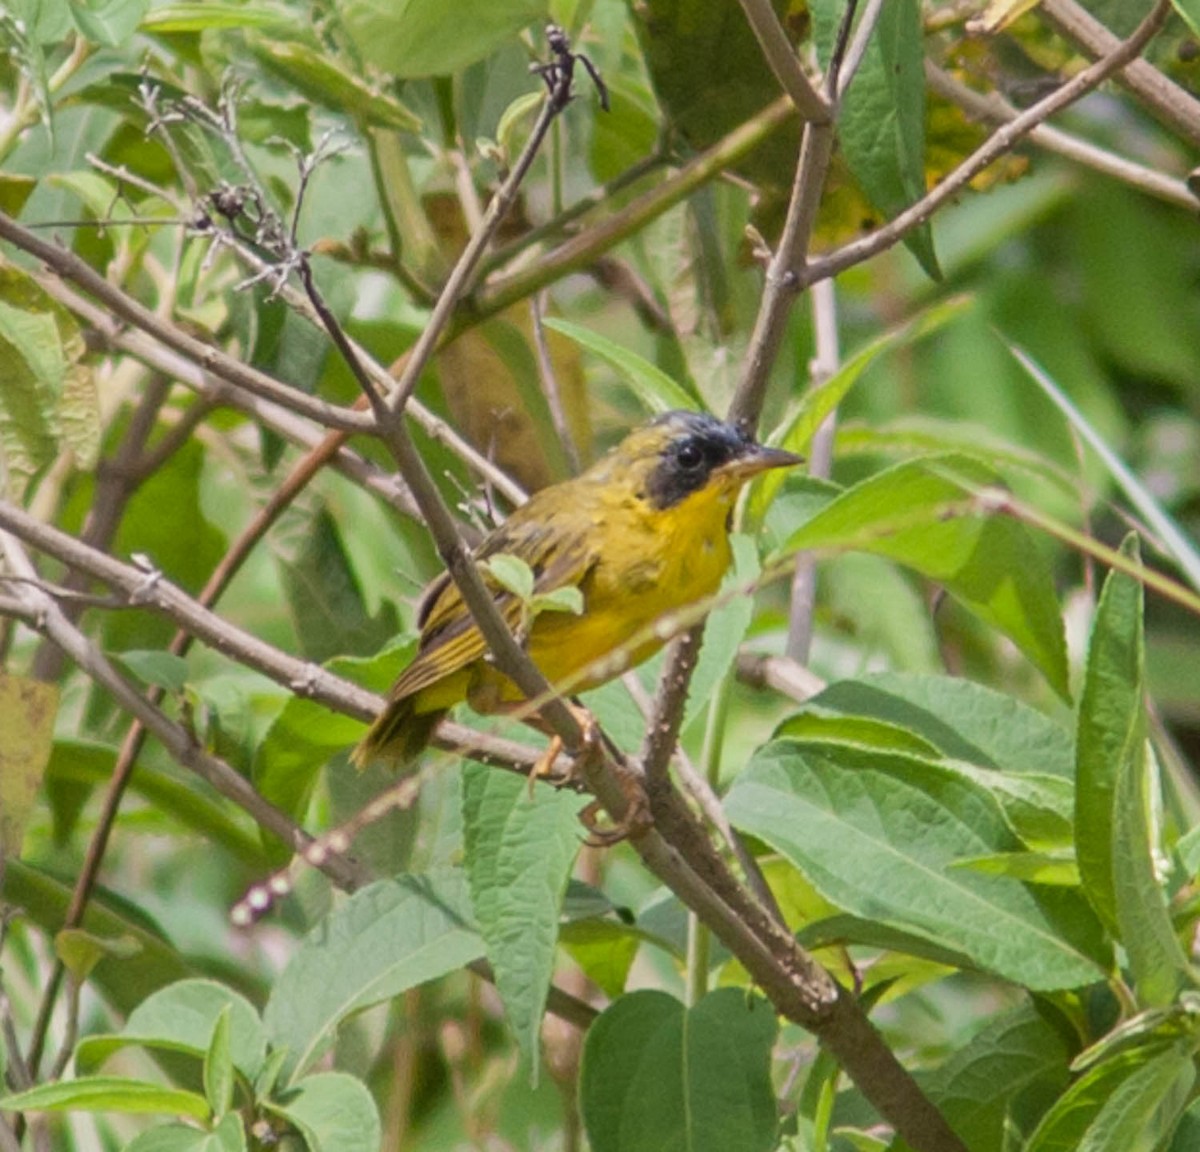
805,0,1175,285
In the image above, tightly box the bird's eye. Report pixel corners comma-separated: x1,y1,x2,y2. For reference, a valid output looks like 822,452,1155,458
677,441,705,470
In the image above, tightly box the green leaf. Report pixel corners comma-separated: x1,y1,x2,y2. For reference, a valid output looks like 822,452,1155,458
630,0,796,189
1072,995,1200,1074
339,0,547,78
483,553,536,601
1026,1043,1195,1152
1094,545,1192,1005
0,672,57,857
276,504,398,664
55,927,141,982
812,0,939,277
140,2,288,31
780,455,1070,698
250,38,421,131
754,297,971,517
1,861,194,1018
125,1118,246,1152
67,0,149,46
558,920,642,999
0,298,64,493
0,173,37,216
725,741,1108,989
774,712,944,759
683,533,758,734
542,319,700,415
75,979,266,1081
533,585,585,616
254,641,415,848
580,989,778,1152
905,1004,1071,1152
0,260,99,494
0,1076,210,1120
204,1006,234,1118
266,1073,381,1152
951,850,1080,886
462,764,585,1080
113,650,190,694
1076,535,1191,1004
1175,0,1200,37
1008,343,1200,594
263,871,483,1082
811,671,1076,778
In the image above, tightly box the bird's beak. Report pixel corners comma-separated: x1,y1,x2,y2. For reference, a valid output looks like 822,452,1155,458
718,443,805,482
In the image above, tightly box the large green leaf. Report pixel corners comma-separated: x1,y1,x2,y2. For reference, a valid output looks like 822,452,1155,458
1025,1042,1195,1152
1075,536,1192,1004
253,640,415,849
0,260,99,496
0,672,57,857
338,0,546,78
0,1076,210,1120
780,454,1070,698
75,979,266,1081
265,1072,381,1152
900,1004,1072,1152
263,871,483,1082
812,0,939,277
0,861,195,1016
725,741,1108,989
124,1116,246,1152
462,763,585,1080
810,671,1075,778
1075,535,1148,936
542,319,700,415
250,38,421,131
580,989,778,1152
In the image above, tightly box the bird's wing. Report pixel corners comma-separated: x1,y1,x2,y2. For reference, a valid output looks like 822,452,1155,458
385,510,598,705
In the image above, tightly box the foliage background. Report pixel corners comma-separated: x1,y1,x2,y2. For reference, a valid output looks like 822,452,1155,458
2,0,1200,1150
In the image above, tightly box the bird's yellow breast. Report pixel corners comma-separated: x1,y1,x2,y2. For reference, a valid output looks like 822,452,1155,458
482,478,736,700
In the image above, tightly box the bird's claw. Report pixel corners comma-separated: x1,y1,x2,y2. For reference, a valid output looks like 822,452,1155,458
577,759,652,847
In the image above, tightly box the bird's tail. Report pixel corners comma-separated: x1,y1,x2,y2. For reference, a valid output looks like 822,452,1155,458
351,697,446,769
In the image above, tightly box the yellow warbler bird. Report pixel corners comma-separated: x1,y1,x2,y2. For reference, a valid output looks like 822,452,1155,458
352,410,801,766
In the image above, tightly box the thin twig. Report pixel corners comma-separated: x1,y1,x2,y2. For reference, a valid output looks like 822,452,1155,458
639,629,704,793
1040,0,1200,150
736,651,826,703
0,211,376,435
806,0,1175,285
835,0,883,99
925,61,1198,212
387,56,578,414
531,292,582,474
476,97,796,320
736,0,830,122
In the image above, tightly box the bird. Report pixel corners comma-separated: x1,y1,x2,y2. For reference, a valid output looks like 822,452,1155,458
351,410,802,767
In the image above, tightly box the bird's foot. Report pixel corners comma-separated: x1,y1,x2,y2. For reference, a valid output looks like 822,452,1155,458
578,758,652,847
527,702,601,794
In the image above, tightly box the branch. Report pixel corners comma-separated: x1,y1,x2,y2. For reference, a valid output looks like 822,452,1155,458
926,60,1198,212
0,212,374,435
29,270,423,517
727,116,836,430
384,48,579,414
736,0,830,122
805,0,1174,285
1040,0,1200,150
476,97,796,319
0,581,368,905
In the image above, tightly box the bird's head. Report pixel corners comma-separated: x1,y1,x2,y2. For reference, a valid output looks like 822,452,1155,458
591,410,803,511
